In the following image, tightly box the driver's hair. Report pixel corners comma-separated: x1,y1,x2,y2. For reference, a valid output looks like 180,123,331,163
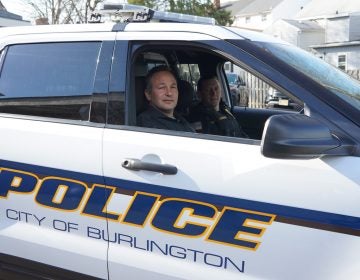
145,65,177,94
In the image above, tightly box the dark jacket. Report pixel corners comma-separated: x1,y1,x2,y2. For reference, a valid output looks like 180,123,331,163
188,101,248,138
137,105,194,132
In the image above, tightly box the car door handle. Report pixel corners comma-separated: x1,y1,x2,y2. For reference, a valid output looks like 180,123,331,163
122,158,178,175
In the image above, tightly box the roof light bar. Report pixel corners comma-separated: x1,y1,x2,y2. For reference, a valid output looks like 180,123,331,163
89,2,215,25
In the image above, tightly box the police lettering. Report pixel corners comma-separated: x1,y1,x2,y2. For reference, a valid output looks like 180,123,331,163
0,167,275,250
151,198,217,237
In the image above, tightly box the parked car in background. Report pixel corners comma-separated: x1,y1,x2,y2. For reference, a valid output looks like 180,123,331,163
226,72,248,106
265,87,303,111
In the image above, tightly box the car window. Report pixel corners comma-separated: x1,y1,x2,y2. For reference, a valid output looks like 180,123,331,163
130,44,304,141
178,63,200,91
259,41,360,110
130,44,306,140
0,42,101,121
224,62,303,111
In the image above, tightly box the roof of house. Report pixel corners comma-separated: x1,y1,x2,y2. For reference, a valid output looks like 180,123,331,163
0,1,26,21
311,40,360,49
0,10,24,21
283,19,323,31
232,0,284,16
222,0,255,17
296,0,360,19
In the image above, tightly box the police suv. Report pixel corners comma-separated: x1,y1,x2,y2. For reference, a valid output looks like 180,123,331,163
0,3,359,280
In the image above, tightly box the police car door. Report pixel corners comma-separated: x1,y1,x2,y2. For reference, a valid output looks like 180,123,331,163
103,33,360,280
0,33,115,279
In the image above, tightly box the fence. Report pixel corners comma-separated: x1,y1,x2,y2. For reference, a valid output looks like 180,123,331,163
241,69,360,109
243,72,269,108
347,69,360,81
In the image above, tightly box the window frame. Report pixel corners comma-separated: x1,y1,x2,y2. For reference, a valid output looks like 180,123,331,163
0,40,114,125
121,40,301,143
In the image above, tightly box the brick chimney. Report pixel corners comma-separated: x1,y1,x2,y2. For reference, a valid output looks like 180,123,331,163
36,18,49,25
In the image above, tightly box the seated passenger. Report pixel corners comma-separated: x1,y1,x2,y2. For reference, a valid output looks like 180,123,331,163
189,75,248,138
137,65,194,132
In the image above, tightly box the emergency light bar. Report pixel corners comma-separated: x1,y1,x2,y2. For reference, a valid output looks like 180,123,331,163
89,2,216,25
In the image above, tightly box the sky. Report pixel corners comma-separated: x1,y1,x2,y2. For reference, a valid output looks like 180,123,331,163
2,0,32,21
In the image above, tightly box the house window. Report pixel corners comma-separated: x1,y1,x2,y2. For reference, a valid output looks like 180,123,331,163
261,14,267,21
338,54,347,71
245,17,251,23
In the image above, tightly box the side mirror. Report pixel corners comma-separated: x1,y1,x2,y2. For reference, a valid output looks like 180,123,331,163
261,114,341,159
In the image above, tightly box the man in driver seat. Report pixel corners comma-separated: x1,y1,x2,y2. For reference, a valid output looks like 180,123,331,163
137,65,194,132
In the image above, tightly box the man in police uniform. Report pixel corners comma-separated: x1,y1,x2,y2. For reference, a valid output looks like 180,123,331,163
189,75,248,138
137,65,194,132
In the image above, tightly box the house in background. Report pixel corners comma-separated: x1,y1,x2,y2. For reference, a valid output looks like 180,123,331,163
264,19,324,51
310,13,360,73
228,0,311,31
222,0,255,26
295,0,360,72
226,0,360,73
0,1,30,27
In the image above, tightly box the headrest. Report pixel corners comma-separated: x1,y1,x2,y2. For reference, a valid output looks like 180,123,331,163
135,76,147,114
134,64,148,77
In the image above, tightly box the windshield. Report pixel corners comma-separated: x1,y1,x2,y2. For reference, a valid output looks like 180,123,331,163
254,41,360,110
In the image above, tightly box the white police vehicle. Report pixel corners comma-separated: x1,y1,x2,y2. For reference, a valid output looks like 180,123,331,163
0,3,359,280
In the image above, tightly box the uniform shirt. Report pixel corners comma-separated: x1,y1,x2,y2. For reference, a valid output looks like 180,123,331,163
188,102,248,138
137,105,194,132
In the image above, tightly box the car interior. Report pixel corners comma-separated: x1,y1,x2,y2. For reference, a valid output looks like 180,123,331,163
131,45,304,140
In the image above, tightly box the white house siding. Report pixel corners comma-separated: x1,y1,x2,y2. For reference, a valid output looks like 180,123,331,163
232,0,311,31
326,17,349,43
265,19,324,51
349,15,360,41
343,47,360,70
299,31,325,50
280,27,298,47
296,0,360,19
314,45,360,71
264,20,298,45
0,17,30,27
272,0,311,22
233,13,274,31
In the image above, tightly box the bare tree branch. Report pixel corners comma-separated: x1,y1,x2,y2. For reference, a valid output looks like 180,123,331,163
26,0,104,24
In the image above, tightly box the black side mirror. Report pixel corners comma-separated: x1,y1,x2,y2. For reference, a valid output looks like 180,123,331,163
261,114,341,159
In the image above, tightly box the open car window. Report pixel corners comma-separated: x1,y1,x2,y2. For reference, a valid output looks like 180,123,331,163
130,43,305,140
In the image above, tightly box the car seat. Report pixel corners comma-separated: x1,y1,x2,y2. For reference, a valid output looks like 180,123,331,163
176,79,195,117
